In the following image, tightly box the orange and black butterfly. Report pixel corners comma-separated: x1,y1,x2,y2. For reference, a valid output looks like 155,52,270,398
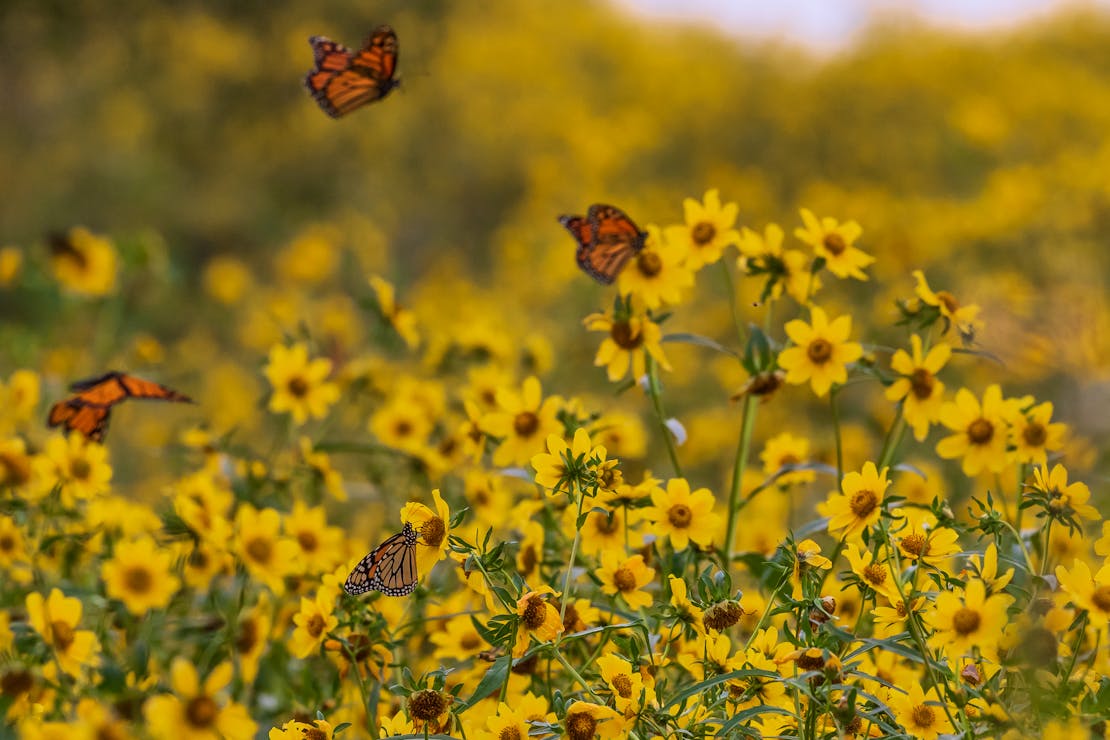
558,204,647,285
47,371,193,442
304,25,399,118
344,521,419,597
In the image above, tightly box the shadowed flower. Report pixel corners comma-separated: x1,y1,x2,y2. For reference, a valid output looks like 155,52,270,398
49,227,118,297
618,224,694,308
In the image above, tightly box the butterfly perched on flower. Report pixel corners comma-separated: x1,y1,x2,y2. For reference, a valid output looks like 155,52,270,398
344,521,419,596
47,371,193,442
304,25,399,118
558,204,647,285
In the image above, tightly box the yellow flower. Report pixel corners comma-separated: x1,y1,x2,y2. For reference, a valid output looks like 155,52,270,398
598,552,655,609
369,275,420,348
668,575,705,636
39,433,113,502
101,536,181,616
514,589,563,657
0,515,29,571
0,369,39,430
276,226,338,285
0,437,32,491
481,376,562,466
233,505,300,594
666,189,741,272
885,335,950,441
516,518,545,581
298,436,347,501
1055,559,1110,630
791,538,832,597
430,614,487,663
737,223,820,303
913,270,982,341
643,477,721,551
561,700,625,740
1007,401,1065,466
269,719,334,740
235,594,271,684
778,306,863,397
617,225,694,308
844,543,899,602
824,462,891,537
793,209,874,281
263,342,340,425
759,432,816,487
143,659,257,740
0,245,22,286
584,309,671,382
49,227,118,296
936,385,1011,476
888,683,955,740
893,518,961,566
597,653,655,713
928,578,1012,661
25,588,99,678
571,503,642,557
289,589,338,659
368,398,433,454
202,256,253,306
401,488,451,577
480,703,530,740
531,428,596,494
284,501,346,575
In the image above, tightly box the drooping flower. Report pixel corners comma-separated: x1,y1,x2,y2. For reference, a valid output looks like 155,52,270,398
369,275,420,349
913,270,982,341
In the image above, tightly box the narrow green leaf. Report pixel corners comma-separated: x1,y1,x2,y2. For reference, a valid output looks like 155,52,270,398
460,655,511,710
661,332,741,359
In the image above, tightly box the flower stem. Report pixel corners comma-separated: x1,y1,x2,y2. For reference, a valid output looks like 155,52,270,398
552,649,604,701
830,387,844,483
646,355,682,477
723,393,759,570
718,261,747,346
876,405,905,470
558,492,586,630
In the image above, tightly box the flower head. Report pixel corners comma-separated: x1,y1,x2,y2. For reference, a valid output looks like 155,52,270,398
481,377,562,466
666,189,741,272
643,478,721,551
598,552,655,609
263,343,340,425
778,306,862,397
401,489,452,577
514,589,563,657
25,589,99,678
824,462,890,538
144,659,257,740
888,683,955,740
101,536,181,616
49,227,118,297
885,335,951,441
618,225,694,308
584,306,671,383
936,385,1011,476
794,209,874,281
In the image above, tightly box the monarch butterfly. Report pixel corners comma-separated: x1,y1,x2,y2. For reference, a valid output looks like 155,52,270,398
304,25,399,118
344,521,419,597
558,204,647,285
47,371,193,442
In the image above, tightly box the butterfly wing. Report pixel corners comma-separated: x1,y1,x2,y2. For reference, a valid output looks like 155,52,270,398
344,522,418,597
566,204,646,285
304,26,398,118
47,401,111,442
116,374,193,404
48,372,190,442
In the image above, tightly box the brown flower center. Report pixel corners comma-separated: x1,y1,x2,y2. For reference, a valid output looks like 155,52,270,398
520,545,537,575
460,633,481,651
1022,422,1047,447
187,548,209,569
613,566,637,592
499,728,522,740
565,711,598,740
421,517,446,548
0,535,14,554
703,601,745,631
0,452,31,486
306,613,326,638
911,704,936,728
287,376,309,398
185,696,219,728
0,670,33,696
692,222,717,246
863,564,887,587
637,251,663,276
910,368,935,399
297,530,319,553
611,673,633,698
667,504,692,528
610,320,644,350
408,689,448,721
935,290,960,315
952,607,981,635
393,419,413,437
123,566,153,594
303,729,327,740
595,511,620,535
236,618,258,654
245,537,272,564
521,596,548,629
967,418,994,444
822,233,847,256
807,338,833,365
513,412,539,437
70,458,92,481
796,650,825,671
900,533,928,558
50,620,75,651
1092,585,1110,612
848,489,878,519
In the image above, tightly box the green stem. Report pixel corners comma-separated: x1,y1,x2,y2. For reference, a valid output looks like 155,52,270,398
723,394,759,570
743,569,792,652
646,355,682,477
552,650,603,701
830,387,844,484
876,405,906,470
718,261,747,346
558,492,586,630
1015,463,1029,534
996,518,1036,576
1039,518,1054,578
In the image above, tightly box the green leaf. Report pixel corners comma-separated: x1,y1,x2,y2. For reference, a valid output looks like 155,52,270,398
661,332,741,359
716,704,795,735
663,668,782,709
332,722,352,736
460,655,510,710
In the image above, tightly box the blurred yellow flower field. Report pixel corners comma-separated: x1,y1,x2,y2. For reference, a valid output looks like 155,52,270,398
1,1,1109,738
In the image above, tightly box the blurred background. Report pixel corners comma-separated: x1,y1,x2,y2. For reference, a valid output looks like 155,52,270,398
1,0,1109,498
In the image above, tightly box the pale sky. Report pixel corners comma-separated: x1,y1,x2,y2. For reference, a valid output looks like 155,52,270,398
616,0,1110,51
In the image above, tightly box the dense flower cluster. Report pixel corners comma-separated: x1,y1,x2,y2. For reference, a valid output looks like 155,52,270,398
1,3,1109,739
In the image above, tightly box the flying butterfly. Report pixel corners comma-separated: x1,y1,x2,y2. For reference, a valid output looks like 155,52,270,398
558,204,647,285
47,371,193,442
304,25,399,118
344,521,419,597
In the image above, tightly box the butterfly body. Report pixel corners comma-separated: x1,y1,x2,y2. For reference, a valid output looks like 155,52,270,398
344,521,419,597
558,204,646,284
47,371,192,442
304,25,399,118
